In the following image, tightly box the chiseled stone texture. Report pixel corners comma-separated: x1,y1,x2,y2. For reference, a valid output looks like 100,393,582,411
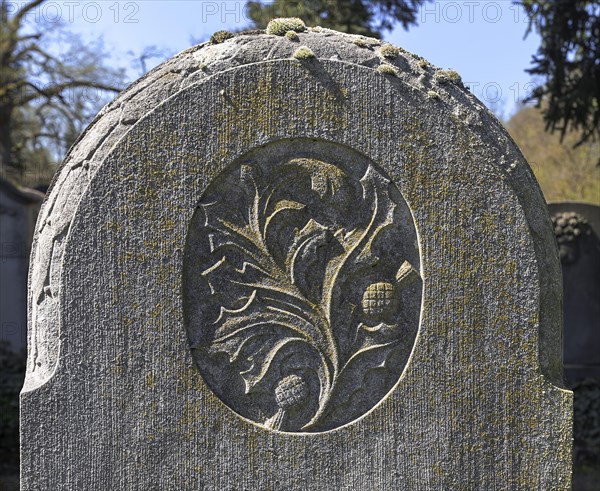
22,27,571,490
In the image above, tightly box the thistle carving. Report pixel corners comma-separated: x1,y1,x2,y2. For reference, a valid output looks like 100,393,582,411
185,147,421,432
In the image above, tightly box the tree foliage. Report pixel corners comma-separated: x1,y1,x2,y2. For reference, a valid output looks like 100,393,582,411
247,0,431,38
0,0,125,185
521,0,600,148
507,105,599,204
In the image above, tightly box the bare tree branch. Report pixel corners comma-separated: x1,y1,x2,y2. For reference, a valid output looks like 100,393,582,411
11,0,45,29
1,0,129,179
19,80,121,104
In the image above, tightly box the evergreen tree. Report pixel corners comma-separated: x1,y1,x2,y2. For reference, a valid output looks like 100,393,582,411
247,0,430,38
521,0,599,149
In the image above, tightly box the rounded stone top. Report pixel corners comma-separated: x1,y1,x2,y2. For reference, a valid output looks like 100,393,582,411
33,21,493,270
182,25,470,105
27,20,559,393
39,21,490,228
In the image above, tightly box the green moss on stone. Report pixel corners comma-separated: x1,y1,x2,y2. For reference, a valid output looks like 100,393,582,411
353,37,380,48
285,30,299,41
434,69,463,86
427,90,440,99
210,30,234,44
293,46,315,60
380,44,401,59
266,17,306,36
377,64,398,77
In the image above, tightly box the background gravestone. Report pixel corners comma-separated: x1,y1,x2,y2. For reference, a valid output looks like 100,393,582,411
548,201,600,491
21,23,572,490
0,178,44,353
548,202,600,384
0,178,43,489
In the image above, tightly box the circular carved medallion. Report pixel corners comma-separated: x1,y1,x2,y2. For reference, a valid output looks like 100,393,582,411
183,139,421,432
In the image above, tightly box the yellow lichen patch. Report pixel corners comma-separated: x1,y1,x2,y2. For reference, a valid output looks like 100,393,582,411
353,36,380,47
146,371,155,388
266,17,306,36
177,366,206,394
148,303,163,319
103,219,124,233
434,68,463,86
285,30,299,41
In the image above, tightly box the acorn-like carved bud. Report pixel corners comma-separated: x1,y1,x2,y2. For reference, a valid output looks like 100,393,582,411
265,374,308,431
361,282,396,318
275,374,308,409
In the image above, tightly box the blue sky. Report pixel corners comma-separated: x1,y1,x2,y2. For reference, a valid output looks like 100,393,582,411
18,0,541,119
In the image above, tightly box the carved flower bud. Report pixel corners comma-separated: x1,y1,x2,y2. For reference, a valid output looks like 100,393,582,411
275,375,308,410
361,281,396,318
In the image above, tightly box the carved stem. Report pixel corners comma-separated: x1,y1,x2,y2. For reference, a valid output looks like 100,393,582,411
321,176,380,335
253,182,337,331
252,181,340,415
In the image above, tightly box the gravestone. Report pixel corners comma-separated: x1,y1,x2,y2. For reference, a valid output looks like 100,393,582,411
548,202,600,490
0,179,43,490
0,178,44,352
21,21,572,490
548,202,600,384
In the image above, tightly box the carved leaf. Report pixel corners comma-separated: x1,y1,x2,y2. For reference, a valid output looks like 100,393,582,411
320,165,399,359
209,302,332,394
341,341,397,372
286,219,342,302
354,165,397,266
200,169,335,397
264,199,305,235
286,158,347,199
322,341,399,421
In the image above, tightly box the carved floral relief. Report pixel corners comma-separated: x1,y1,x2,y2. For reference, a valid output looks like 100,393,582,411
184,140,422,432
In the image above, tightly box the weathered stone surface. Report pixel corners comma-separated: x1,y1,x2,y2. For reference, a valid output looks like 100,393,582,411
22,27,571,489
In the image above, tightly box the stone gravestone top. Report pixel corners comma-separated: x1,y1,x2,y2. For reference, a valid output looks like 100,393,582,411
21,21,572,490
